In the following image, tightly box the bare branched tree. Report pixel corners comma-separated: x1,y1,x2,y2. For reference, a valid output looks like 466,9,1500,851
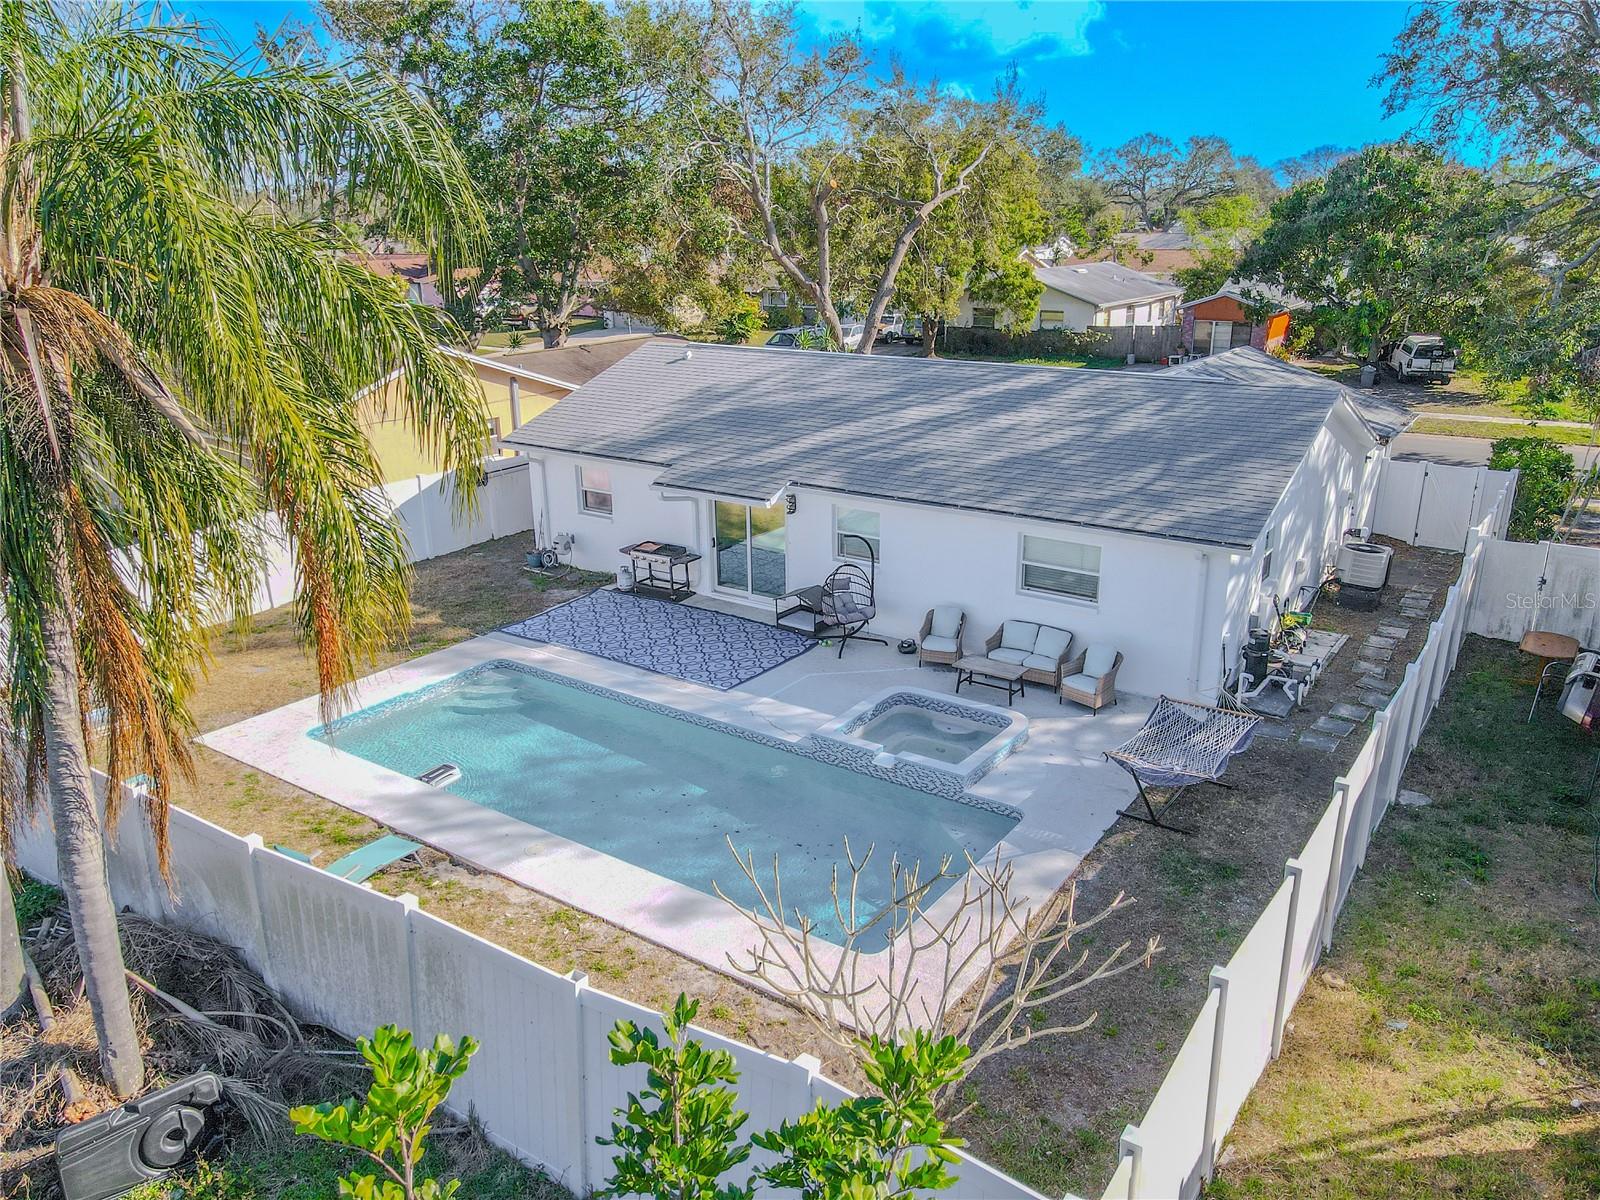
716,838,1159,1106
681,1,1033,353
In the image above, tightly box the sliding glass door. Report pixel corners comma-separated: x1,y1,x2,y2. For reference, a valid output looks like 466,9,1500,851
714,500,786,598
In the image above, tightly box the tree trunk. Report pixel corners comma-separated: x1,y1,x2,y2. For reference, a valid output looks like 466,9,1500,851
541,323,567,349
1367,329,1382,364
39,575,144,1098
1,865,24,1020
921,318,939,357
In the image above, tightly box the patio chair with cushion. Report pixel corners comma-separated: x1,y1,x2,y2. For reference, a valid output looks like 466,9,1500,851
918,607,966,667
982,621,1076,689
1059,645,1124,713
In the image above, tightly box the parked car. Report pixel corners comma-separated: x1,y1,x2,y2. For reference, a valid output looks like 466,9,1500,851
765,324,823,348
874,313,905,342
896,315,926,345
766,322,868,351
1383,334,1458,384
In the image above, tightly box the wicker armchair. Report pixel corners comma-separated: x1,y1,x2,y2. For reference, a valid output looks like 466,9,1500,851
1058,647,1124,713
917,607,966,667
981,622,1076,689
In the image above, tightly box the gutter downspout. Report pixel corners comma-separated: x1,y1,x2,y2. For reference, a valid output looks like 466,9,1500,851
1190,548,1212,699
657,490,704,588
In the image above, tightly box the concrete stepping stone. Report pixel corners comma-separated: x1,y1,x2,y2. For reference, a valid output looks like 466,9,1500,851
1253,721,1295,741
1397,789,1432,808
1353,660,1388,677
1329,702,1371,722
1358,690,1392,709
1360,646,1394,662
1313,715,1358,736
1364,634,1398,650
1377,623,1410,640
1299,731,1342,752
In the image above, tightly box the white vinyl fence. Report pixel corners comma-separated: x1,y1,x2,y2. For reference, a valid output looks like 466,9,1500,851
244,458,536,615
1372,459,1514,551
1100,479,1509,1200
10,789,1042,1200
1467,538,1600,648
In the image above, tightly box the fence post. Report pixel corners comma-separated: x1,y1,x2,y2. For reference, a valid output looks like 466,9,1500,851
1202,966,1231,1181
397,892,421,1036
567,969,592,1198
1272,860,1305,1059
240,834,275,992
1117,1126,1144,1200
1354,713,1386,866
1322,783,1351,950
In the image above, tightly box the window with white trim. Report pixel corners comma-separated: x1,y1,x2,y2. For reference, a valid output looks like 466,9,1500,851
833,506,880,561
1260,525,1275,583
1019,534,1100,602
578,464,613,516
971,307,997,329
1038,309,1066,330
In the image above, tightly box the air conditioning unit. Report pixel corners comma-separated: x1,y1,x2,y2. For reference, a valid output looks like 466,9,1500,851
1336,539,1393,589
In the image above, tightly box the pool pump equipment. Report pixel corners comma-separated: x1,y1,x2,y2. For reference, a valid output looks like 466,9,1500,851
56,1072,223,1200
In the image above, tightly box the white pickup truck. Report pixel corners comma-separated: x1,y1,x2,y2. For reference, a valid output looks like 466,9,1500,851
1383,334,1458,384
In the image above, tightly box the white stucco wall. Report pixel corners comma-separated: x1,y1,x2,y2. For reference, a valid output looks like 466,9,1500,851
525,402,1375,702
535,452,703,584
1214,402,1382,684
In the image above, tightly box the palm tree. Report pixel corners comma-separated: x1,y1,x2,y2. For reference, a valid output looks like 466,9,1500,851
0,2,488,1096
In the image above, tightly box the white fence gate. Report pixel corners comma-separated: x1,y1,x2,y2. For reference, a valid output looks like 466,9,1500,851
1372,459,1514,551
1100,482,1508,1200
9,790,1042,1200
1467,539,1600,647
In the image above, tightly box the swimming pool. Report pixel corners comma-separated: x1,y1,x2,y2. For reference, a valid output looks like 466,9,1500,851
312,661,1018,949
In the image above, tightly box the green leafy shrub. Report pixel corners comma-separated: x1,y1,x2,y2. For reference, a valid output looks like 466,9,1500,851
1488,436,1576,541
752,1031,969,1199
939,325,1112,360
598,994,753,1199
599,997,971,1200
290,1025,478,1200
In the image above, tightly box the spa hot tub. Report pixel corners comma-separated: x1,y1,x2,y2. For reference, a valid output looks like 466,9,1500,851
807,688,1028,800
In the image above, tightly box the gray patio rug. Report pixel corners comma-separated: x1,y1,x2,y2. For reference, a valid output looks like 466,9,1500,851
500,589,815,691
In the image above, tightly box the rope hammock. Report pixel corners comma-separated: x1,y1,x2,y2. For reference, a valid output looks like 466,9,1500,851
1106,696,1262,833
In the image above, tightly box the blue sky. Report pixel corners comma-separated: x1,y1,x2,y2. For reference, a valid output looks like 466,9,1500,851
192,0,1422,167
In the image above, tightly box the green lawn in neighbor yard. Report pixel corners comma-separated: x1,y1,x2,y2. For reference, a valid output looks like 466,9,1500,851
475,317,606,348
940,351,1125,370
1409,416,1599,446
1206,637,1600,1200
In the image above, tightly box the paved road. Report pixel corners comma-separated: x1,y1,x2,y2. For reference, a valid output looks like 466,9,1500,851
1393,432,1600,470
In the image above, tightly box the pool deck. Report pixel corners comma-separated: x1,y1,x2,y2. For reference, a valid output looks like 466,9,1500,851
200,601,1150,1025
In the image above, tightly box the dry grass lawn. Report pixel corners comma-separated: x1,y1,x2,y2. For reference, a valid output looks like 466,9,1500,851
1207,639,1600,1199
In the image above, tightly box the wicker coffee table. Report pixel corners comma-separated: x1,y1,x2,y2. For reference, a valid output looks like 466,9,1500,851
953,656,1026,704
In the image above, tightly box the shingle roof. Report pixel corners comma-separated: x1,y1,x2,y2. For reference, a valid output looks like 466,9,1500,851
1034,261,1183,308
503,342,1364,549
1165,347,1413,440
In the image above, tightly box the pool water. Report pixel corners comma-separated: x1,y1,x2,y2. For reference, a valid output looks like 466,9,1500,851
314,662,1017,949
854,706,995,764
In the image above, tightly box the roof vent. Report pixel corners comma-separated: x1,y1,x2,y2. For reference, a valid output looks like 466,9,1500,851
1072,267,1088,273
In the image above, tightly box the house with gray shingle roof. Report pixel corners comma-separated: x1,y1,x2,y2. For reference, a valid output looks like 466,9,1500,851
955,261,1183,332
500,341,1383,698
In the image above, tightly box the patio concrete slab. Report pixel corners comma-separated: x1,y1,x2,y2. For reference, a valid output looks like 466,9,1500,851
199,600,1154,1025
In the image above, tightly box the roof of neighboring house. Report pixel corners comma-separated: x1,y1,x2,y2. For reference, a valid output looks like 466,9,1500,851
1165,347,1413,440
1033,261,1183,309
502,340,1371,549
495,333,674,387
1181,280,1309,313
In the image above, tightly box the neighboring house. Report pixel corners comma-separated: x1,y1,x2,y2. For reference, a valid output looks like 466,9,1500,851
1028,226,1208,279
501,341,1385,699
1180,281,1307,356
358,349,578,482
955,261,1182,332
